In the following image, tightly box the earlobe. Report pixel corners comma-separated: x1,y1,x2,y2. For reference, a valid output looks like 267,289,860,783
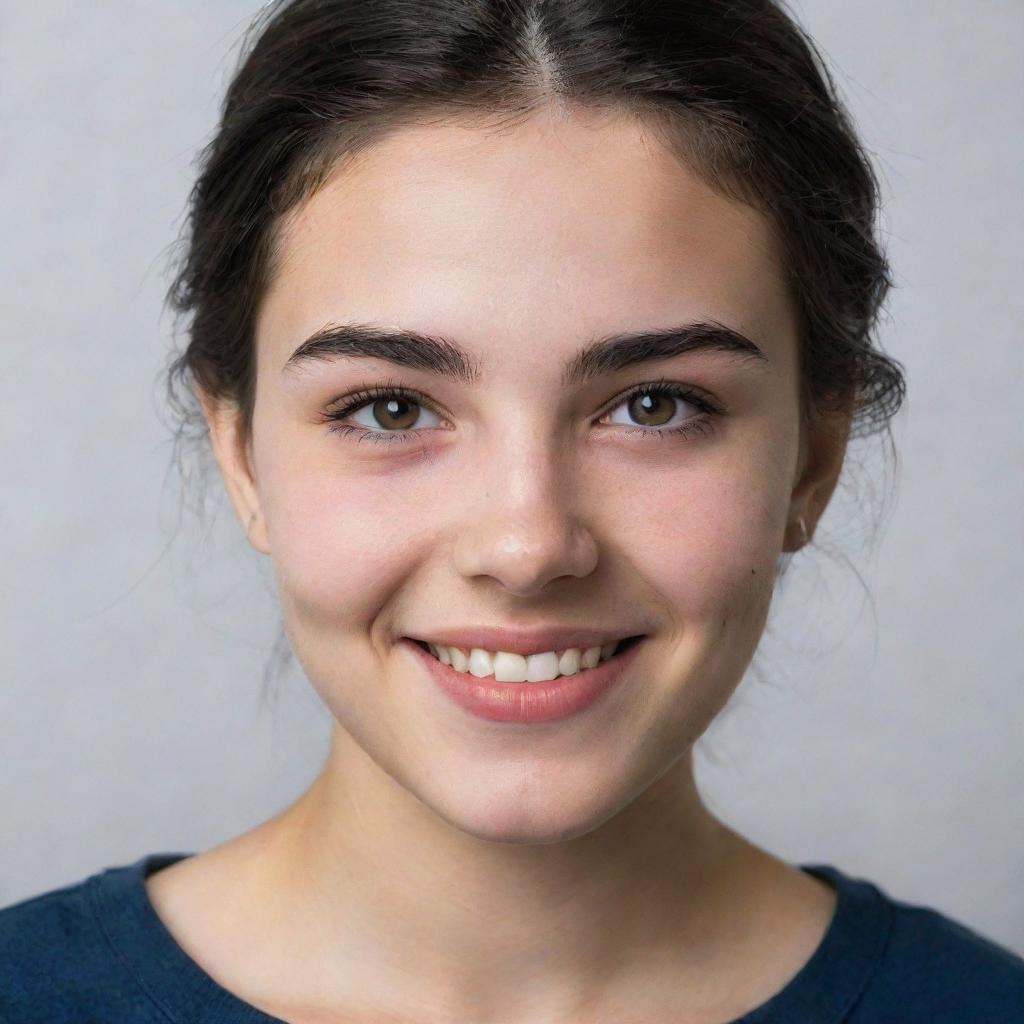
783,512,811,554
196,387,271,555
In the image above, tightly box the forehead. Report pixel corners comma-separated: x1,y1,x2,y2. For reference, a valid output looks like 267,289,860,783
258,109,796,371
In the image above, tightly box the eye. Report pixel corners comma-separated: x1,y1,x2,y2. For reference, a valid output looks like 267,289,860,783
321,377,722,446
322,383,444,445
598,381,721,441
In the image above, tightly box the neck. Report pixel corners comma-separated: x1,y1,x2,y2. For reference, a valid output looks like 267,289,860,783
233,723,763,1020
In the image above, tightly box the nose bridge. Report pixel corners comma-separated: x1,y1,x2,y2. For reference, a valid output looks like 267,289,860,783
451,415,599,595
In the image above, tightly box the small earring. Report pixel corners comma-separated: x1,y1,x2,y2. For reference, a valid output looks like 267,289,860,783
797,515,809,545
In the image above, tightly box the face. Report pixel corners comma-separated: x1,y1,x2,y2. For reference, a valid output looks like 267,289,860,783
205,107,847,844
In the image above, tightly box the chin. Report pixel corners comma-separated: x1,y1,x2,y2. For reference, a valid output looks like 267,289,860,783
417,765,644,847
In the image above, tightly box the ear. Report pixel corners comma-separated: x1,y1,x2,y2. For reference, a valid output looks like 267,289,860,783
196,388,271,555
783,403,852,553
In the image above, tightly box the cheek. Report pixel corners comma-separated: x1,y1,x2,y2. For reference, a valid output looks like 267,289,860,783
655,476,783,619
628,442,792,632
618,444,794,742
256,448,420,637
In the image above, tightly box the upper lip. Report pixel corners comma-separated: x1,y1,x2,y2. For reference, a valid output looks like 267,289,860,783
403,626,645,658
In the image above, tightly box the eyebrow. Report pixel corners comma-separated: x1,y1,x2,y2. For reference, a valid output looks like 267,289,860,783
282,319,770,388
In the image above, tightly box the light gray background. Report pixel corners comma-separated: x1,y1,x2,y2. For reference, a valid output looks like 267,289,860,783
2,1,1022,956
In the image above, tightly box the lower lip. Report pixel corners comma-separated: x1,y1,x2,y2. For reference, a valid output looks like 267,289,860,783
402,637,645,724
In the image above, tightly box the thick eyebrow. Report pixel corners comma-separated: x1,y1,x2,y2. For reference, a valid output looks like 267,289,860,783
282,319,769,388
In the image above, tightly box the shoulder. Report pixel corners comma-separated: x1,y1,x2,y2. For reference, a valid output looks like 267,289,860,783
856,878,1024,1021
0,870,112,1019
0,858,173,1023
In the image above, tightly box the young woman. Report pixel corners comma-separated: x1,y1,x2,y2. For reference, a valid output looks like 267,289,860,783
3,1,1022,1021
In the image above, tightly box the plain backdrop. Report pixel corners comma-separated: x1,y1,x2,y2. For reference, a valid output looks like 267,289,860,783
2,1,1022,955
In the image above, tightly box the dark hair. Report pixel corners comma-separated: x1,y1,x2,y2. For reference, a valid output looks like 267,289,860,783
165,0,904,452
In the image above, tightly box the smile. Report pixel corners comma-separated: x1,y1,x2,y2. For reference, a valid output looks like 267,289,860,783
411,636,644,683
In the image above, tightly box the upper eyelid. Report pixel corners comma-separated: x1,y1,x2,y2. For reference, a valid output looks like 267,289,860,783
601,378,722,415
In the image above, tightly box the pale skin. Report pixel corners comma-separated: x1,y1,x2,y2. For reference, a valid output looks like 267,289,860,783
147,104,850,1023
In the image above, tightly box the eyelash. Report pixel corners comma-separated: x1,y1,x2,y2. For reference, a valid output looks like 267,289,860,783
321,376,723,446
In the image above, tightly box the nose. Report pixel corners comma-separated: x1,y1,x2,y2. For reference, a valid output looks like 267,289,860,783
451,436,599,597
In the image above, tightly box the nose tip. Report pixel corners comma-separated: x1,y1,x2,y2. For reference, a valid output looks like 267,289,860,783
455,522,600,596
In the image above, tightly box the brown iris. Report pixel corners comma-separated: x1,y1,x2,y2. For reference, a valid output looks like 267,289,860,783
372,396,420,431
627,391,676,427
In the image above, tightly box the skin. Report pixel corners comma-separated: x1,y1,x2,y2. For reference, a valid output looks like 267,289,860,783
147,104,850,1023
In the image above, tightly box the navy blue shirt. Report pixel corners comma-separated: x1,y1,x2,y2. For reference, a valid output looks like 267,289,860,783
2,852,1023,1022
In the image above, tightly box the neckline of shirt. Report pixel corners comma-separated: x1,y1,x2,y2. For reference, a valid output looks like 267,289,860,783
87,851,893,1024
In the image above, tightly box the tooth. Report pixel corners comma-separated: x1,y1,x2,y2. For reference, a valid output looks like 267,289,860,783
428,642,621,680
493,651,528,682
526,651,561,682
468,648,494,678
558,648,581,676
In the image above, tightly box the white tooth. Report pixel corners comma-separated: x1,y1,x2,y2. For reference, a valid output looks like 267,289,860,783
493,651,529,682
430,643,608,681
526,650,561,682
558,648,582,676
468,648,494,677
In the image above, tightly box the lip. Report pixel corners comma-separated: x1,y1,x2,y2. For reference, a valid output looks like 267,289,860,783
402,635,645,724
402,626,642,658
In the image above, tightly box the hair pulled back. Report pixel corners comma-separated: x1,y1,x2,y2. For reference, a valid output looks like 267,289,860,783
166,0,904,448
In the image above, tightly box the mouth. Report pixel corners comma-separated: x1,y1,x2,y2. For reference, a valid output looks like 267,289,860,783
404,633,647,723
407,634,645,682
